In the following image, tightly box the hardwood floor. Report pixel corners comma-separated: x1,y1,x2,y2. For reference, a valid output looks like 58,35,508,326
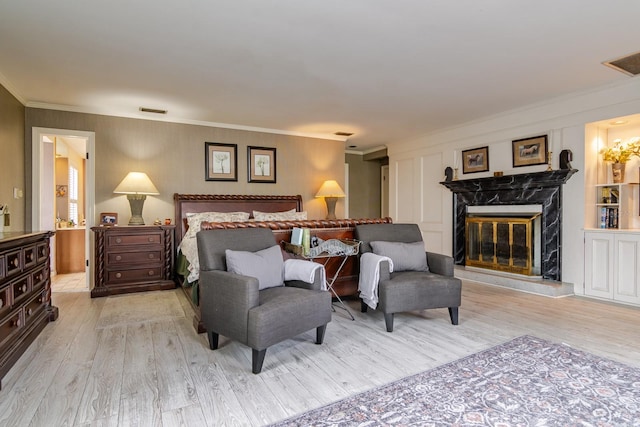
1,281,639,426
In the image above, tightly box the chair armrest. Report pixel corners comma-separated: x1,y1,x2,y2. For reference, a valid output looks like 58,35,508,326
199,270,260,344
426,252,454,277
285,267,324,291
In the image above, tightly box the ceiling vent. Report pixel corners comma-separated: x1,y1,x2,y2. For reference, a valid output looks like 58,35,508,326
603,51,640,76
139,107,167,114
335,131,354,137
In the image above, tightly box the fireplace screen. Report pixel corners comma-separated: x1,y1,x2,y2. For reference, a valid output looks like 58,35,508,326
465,214,541,276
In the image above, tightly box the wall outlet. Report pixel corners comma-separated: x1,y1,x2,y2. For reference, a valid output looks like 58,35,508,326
13,187,23,199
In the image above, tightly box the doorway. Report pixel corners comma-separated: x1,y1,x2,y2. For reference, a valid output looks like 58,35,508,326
32,127,95,292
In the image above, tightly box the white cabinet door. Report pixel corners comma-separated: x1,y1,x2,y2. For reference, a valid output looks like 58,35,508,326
584,232,614,299
614,234,640,305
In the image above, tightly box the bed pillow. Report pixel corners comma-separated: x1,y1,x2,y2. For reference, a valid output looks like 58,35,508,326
370,241,429,272
225,245,284,290
253,209,307,221
184,211,250,239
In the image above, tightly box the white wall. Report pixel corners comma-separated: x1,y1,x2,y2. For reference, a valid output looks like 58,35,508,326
387,77,640,293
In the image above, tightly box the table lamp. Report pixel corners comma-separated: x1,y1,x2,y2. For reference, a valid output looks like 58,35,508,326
113,172,159,225
315,180,345,219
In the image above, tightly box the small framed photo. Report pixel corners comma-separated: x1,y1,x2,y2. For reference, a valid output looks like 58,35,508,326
248,146,276,183
462,146,490,174
205,142,238,181
512,135,548,168
100,212,118,226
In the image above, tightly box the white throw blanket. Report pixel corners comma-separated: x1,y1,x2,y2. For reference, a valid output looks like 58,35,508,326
284,259,327,290
358,253,394,310
177,236,200,283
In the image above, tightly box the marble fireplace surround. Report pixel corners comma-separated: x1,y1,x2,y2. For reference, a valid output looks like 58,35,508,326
441,169,577,281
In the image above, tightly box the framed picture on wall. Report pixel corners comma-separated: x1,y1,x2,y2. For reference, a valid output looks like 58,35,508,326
205,142,238,181
512,135,548,167
99,212,118,226
462,146,490,174
248,146,276,183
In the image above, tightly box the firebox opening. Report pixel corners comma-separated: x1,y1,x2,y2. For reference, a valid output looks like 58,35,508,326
465,205,542,276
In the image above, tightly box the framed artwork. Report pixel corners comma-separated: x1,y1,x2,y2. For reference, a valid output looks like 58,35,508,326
462,146,490,174
248,146,276,183
512,135,548,168
99,212,118,226
205,142,238,181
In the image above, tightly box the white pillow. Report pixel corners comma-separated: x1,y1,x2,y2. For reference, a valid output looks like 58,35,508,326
253,209,307,221
184,211,250,240
225,245,284,290
370,241,429,272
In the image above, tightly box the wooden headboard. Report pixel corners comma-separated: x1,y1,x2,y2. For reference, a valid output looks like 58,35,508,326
173,194,303,246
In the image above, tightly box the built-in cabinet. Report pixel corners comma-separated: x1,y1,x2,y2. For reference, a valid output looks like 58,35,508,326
584,230,640,306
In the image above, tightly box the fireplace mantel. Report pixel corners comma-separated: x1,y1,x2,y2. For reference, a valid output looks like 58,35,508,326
440,169,578,281
440,169,577,193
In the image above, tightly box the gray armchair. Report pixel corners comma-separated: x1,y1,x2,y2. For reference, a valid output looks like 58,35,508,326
196,228,332,373
355,223,461,332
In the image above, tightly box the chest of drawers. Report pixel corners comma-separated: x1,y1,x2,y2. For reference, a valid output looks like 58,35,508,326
91,225,176,297
0,231,57,390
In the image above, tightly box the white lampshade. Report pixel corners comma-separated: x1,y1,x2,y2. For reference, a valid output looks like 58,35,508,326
114,172,159,225
113,172,159,195
315,180,345,198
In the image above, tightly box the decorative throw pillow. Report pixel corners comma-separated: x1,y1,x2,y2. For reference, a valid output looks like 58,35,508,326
225,245,284,290
253,209,308,221
183,211,250,240
370,241,429,272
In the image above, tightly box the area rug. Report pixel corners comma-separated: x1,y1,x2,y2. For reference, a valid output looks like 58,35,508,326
95,291,185,329
270,335,640,426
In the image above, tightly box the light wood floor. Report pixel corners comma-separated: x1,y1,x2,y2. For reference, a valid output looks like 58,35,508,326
1,281,639,426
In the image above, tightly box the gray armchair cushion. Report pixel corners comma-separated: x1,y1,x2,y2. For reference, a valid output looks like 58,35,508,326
225,245,284,290
370,240,429,272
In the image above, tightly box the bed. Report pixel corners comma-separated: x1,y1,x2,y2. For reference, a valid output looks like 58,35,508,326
173,193,392,332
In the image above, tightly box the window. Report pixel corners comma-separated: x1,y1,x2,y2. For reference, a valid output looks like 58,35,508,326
69,165,78,225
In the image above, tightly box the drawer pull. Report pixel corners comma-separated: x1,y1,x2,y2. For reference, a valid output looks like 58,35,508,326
116,238,122,244
148,254,155,259
12,258,19,267
20,285,27,293
148,237,154,242
10,318,21,328
116,255,122,261
27,308,33,316
148,270,154,276
116,272,122,279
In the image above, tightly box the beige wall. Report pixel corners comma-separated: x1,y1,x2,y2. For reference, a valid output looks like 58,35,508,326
346,153,382,218
25,108,345,226
0,84,25,231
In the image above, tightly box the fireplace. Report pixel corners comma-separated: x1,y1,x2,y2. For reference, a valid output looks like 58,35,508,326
441,170,577,281
465,205,542,276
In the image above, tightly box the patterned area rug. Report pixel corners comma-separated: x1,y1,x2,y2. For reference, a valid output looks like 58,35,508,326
95,291,185,329
270,335,640,426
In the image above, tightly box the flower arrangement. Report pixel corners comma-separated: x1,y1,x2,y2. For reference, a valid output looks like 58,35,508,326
601,137,640,163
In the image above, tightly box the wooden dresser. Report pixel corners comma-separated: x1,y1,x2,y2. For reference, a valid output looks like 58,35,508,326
0,231,57,390
91,225,176,297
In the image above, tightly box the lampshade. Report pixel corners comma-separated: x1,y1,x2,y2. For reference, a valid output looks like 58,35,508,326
114,172,159,225
315,180,345,198
113,172,159,195
315,180,345,220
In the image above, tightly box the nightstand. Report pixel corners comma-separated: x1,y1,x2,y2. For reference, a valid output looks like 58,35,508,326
91,225,176,297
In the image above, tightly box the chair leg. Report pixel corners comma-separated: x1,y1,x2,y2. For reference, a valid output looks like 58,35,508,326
252,349,267,374
448,307,459,325
361,300,368,313
207,331,219,350
316,324,327,344
384,313,394,332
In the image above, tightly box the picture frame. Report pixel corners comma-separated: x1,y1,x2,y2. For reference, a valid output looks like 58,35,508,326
462,146,490,174
512,135,548,168
99,212,118,226
205,142,238,181
248,146,276,183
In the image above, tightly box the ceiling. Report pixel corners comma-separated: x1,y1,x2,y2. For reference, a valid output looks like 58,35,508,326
1,1,639,152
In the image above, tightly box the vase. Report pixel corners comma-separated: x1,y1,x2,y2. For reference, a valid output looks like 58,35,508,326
612,162,625,183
